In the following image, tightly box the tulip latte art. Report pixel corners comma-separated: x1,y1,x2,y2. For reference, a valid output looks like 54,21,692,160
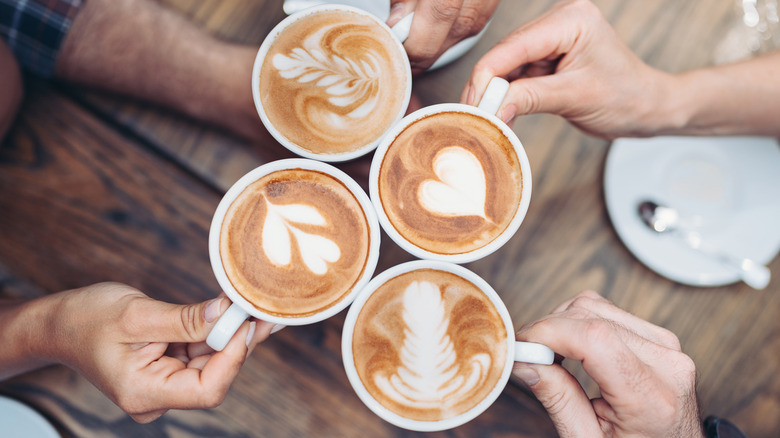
220,168,370,317
259,9,409,155
378,111,523,255
352,269,508,421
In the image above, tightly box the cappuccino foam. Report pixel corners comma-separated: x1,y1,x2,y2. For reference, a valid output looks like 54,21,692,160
351,269,508,422
220,169,370,318
378,111,522,255
259,9,409,155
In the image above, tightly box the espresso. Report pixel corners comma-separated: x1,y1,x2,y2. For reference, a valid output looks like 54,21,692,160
219,169,371,318
377,111,522,255
258,9,409,156
351,268,508,422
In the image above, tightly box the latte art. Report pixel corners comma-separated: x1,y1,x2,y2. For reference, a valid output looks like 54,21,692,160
259,10,409,156
352,269,507,422
272,25,381,121
220,169,371,318
261,199,341,275
378,111,523,255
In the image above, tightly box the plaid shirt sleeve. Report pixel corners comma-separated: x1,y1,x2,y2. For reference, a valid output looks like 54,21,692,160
0,0,85,78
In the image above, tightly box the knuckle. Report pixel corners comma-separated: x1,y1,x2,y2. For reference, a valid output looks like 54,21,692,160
198,386,228,409
657,327,683,350
429,0,462,23
179,304,201,340
449,7,485,39
582,319,615,346
515,84,543,114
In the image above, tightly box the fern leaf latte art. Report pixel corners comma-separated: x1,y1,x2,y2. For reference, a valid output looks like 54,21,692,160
351,269,508,422
258,9,409,156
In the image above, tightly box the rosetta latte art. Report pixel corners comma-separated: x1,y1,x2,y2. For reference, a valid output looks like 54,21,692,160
374,281,491,409
273,23,381,128
261,199,341,275
259,10,408,155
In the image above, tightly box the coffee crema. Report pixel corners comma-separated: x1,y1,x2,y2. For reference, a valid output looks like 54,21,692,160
377,111,522,255
259,9,409,155
219,168,370,318
351,269,508,422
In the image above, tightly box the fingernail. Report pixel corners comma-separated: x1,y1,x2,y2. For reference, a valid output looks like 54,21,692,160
465,84,475,106
500,104,517,125
514,365,540,387
204,297,223,323
271,324,286,334
246,321,257,348
387,3,405,25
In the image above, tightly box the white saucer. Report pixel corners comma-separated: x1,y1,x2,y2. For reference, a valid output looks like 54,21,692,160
0,395,60,438
604,136,780,287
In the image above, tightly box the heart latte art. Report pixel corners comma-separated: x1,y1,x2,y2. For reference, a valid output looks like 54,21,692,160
352,269,508,422
378,111,523,255
220,169,371,318
259,9,409,156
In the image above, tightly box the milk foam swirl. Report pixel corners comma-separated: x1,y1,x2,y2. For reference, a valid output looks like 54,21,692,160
352,269,507,422
373,281,491,409
259,10,408,155
377,112,522,255
261,200,341,275
272,24,381,121
220,169,370,318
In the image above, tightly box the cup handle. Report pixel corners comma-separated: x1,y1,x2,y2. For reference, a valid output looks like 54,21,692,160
390,12,413,43
514,341,555,365
477,77,510,116
206,303,250,351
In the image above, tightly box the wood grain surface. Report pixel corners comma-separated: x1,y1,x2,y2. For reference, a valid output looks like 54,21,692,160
1,0,779,437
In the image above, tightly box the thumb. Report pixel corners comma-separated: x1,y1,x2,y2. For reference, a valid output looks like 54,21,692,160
513,363,603,438
387,0,415,27
502,75,571,121
135,296,231,344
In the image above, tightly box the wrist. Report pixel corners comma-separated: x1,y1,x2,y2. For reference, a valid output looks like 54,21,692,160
642,69,694,137
0,295,58,379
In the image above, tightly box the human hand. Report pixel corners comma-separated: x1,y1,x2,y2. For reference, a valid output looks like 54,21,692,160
387,0,500,74
513,290,704,438
462,0,676,139
38,282,276,423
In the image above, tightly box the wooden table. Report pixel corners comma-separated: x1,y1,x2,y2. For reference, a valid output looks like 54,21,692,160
1,0,778,436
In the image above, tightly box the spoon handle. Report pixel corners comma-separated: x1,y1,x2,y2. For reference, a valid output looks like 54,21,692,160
679,231,771,290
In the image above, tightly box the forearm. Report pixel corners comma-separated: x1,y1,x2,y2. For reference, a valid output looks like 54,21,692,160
0,297,57,380
54,0,262,140
657,51,780,137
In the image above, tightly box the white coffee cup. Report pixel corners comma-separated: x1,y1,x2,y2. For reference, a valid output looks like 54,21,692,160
369,77,532,264
206,159,381,351
342,260,554,432
282,0,490,71
252,4,413,162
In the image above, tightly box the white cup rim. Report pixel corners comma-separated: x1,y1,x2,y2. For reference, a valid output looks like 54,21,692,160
209,158,381,325
251,4,413,162
368,103,533,264
341,260,516,431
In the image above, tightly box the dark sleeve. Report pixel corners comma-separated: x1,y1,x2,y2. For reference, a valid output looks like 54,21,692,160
0,0,86,77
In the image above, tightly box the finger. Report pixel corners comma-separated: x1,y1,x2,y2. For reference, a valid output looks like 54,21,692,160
553,291,682,351
404,0,464,69
517,315,652,402
591,397,619,434
124,296,230,344
165,343,190,363
247,319,276,353
142,321,252,410
387,0,416,27
513,363,602,438
130,409,168,424
465,1,582,108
